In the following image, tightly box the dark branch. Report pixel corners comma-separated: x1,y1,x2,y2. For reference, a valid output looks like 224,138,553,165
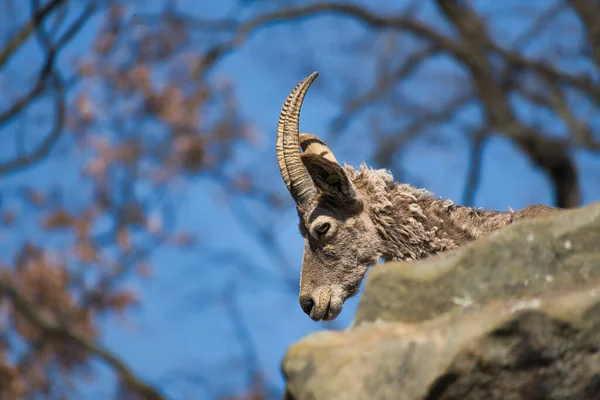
434,0,580,207
463,131,486,207
331,44,443,136
569,0,600,67
190,1,586,208
0,1,96,126
0,72,65,175
0,2,97,174
0,0,67,69
0,278,167,400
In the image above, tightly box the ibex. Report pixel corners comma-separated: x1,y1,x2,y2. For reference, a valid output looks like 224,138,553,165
276,72,560,322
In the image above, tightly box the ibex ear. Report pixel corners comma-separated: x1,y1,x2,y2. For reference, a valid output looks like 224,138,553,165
301,153,359,204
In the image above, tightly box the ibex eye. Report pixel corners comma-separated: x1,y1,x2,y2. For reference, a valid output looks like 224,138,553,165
316,223,330,234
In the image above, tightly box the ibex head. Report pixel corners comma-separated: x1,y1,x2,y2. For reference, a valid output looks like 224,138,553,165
276,72,384,321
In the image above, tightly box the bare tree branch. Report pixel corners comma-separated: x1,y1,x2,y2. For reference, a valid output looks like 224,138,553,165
331,44,444,136
189,2,464,78
0,2,96,174
184,1,587,208
463,130,487,206
569,0,600,67
373,94,475,169
510,1,566,50
434,0,580,207
0,71,65,175
0,0,67,69
0,0,96,127
0,67,49,126
0,278,167,400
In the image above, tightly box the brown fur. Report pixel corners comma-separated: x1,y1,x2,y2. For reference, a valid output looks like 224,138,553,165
275,71,560,322
296,162,559,322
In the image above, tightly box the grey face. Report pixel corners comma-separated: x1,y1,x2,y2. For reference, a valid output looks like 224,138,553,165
275,72,382,321
297,195,382,321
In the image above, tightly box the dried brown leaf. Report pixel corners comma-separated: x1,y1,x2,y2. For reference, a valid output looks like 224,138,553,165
106,291,137,312
42,209,73,230
75,93,94,123
170,231,195,247
233,175,252,192
175,136,205,173
22,188,46,206
1,211,16,225
117,229,131,252
135,262,152,278
76,240,98,263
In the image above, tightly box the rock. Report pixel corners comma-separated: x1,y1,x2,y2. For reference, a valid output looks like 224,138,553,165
282,201,600,400
355,201,600,325
283,280,600,400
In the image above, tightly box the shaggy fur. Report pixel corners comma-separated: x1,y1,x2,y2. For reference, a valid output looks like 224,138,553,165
348,164,558,261
294,162,559,322
275,71,560,322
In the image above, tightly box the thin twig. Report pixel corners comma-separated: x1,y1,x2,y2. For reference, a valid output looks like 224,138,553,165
463,130,487,207
0,0,67,69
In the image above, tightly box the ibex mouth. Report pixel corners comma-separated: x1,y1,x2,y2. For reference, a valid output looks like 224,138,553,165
309,303,327,321
324,302,343,321
309,292,344,321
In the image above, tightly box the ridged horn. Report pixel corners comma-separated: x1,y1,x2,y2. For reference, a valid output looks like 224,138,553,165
277,72,319,203
299,133,338,163
276,78,303,199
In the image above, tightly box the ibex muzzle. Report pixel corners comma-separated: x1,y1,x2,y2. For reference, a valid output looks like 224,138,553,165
275,72,382,321
275,72,560,322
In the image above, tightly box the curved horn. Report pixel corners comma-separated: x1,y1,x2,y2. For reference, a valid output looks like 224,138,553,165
283,72,319,203
277,72,319,203
276,79,303,198
299,133,338,164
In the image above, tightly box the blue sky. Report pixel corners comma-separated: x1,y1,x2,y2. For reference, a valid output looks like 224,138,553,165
2,1,600,399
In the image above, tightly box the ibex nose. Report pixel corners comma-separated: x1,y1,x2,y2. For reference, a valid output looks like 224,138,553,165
299,296,314,316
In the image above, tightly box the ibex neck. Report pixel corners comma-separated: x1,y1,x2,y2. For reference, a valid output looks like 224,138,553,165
373,183,512,262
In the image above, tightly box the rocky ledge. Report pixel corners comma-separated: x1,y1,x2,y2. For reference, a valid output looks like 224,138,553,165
282,201,600,400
